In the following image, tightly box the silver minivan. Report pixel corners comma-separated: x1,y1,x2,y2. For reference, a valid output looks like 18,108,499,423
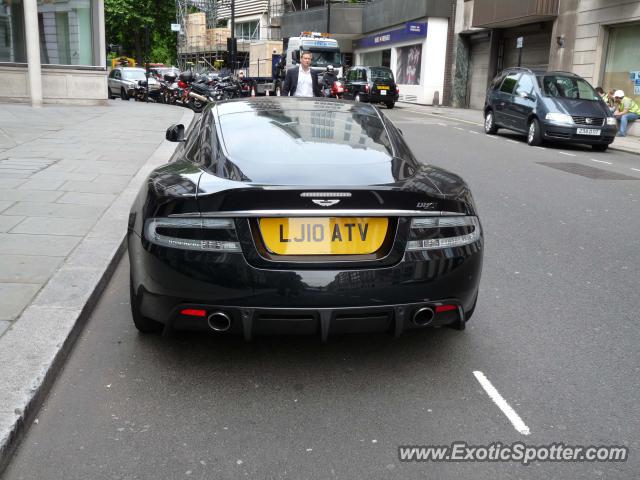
108,67,159,100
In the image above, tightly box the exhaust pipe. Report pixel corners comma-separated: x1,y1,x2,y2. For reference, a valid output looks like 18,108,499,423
207,311,232,332
412,307,435,326
188,92,208,103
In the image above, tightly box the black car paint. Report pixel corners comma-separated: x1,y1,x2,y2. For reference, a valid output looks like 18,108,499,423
484,69,617,147
128,98,483,339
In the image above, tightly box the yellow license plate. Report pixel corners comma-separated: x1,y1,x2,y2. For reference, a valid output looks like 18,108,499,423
377,86,390,90
259,218,388,255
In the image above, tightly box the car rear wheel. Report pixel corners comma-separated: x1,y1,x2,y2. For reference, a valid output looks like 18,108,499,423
386,101,395,109
130,281,163,334
120,88,129,101
527,118,543,146
592,143,609,152
107,86,115,100
484,111,498,134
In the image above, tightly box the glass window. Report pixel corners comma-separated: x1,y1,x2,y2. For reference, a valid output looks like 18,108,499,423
0,0,26,63
541,75,599,101
309,50,341,68
122,68,147,81
603,24,640,105
515,74,535,97
499,73,520,94
361,50,382,67
38,0,94,65
236,20,258,40
370,67,393,81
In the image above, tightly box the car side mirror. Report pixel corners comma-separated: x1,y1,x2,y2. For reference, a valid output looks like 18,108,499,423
519,91,534,100
166,124,185,142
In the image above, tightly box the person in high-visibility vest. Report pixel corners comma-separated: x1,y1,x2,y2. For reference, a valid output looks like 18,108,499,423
613,89,640,137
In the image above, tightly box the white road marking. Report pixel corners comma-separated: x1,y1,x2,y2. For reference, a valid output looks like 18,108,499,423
631,168,640,173
558,151,576,157
487,135,498,139
473,371,531,436
437,122,447,126
468,130,480,134
506,139,518,144
535,146,547,150
454,127,464,131
590,158,612,165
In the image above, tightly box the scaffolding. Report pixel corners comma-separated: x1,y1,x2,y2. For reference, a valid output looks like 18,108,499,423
175,0,285,72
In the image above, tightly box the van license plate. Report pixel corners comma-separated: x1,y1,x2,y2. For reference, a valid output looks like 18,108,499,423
576,128,601,136
380,90,387,95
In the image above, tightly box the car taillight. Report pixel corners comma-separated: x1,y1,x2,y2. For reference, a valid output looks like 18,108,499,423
406,216,480,251
144,218,241,252
365,84,370,93
396,86,399,94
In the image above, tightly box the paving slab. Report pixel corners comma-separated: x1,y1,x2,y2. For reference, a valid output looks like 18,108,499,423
9,217,96,236
3,202,106,219
0,216,23,233
0,233,80,256
56,192,117,207
0,202,14,214
59,180,127,194
0,190,63,203
0,284,42,321
0,255,63,284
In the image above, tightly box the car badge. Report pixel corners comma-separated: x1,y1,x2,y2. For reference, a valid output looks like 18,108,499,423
312,199,340,207
585,118,593,124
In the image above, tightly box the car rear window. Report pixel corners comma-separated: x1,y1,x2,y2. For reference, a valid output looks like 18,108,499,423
539,75,599,100
370,68,394,81
218,109,393,162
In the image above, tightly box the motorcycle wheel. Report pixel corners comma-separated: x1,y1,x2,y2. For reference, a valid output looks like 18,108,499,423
121,88,129,101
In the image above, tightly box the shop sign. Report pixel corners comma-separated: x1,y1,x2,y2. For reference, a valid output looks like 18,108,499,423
353,23,427,50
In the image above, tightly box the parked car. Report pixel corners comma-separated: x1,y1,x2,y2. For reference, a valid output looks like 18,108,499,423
343,66,399,109
483,67,617,151
127,98,483,339
107,67,160,101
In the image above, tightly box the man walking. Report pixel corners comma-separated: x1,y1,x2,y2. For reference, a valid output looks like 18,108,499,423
613,90,640,137
282,51,321,97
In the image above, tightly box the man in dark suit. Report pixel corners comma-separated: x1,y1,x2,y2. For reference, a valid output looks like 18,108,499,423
282,51,322,97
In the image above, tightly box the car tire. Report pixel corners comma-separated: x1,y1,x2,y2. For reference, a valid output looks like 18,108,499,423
592,144,608,152
527,118,543,146
107,86,115,100
484,110,498,134
121,88,129,101
130,280,163,334
386,101,395,109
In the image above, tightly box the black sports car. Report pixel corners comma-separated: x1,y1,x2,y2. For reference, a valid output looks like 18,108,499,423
127,98,483,340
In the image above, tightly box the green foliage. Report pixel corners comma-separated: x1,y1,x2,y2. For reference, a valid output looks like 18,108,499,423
105,0,177,65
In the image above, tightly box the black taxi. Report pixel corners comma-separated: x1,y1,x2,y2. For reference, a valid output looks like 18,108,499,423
343,66,399,109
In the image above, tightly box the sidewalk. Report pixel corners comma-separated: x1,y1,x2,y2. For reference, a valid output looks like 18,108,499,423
0,101,193,471
399,104,640,156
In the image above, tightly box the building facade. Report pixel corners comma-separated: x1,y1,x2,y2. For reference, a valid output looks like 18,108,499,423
452,0,640,111
0,0,107,105
282,0,455,105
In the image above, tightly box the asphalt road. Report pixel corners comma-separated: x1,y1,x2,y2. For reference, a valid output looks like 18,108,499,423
3,104,639,480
